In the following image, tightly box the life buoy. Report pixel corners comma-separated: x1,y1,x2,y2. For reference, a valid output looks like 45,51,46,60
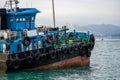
22,37,31,46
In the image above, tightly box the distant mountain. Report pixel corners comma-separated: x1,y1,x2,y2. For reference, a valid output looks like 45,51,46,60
74,24,120,36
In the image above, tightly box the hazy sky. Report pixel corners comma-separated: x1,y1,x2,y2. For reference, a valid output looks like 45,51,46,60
0,0,120,26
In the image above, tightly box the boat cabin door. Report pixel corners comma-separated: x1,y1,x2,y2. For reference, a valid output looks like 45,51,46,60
26,16,35,30
27,17,31,30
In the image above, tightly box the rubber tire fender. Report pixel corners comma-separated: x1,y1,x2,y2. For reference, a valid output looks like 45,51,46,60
13,59,20,69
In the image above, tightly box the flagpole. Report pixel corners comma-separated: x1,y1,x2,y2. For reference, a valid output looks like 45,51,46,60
52,0,56,28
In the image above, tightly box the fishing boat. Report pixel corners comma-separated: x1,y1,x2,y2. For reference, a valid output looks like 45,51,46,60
0,0,95,72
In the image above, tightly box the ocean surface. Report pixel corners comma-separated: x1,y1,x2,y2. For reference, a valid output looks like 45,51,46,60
0,39,120,80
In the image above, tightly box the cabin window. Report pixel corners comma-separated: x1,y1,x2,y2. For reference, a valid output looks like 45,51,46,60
16,18,23,22
20,18,22,22
32,17,34,21
16,18,19,22
23,18,26,21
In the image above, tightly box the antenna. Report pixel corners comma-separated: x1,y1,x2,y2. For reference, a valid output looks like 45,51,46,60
15,0,19,8
4,0,19,12
52,0,56,28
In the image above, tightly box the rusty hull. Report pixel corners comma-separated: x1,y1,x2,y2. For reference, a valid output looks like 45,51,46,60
24,55,90,71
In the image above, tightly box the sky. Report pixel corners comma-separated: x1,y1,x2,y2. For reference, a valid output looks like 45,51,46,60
0,0,120,27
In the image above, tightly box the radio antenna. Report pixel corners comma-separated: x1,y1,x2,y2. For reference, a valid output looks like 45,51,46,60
4,0,19,12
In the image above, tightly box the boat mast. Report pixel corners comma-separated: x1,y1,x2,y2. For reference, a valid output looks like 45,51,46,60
52,0,56,28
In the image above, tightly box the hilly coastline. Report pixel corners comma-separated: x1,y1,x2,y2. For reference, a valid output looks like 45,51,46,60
73,24,120,39
75,24,120,35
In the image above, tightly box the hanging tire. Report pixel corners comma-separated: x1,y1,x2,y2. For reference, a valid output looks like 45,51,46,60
35,50,40,61
27,51,33,63
86,42,91,51
61,47,66,59
68,46,74,54
28,56,33,63
89,42,94,50
41,54,47,61
7,60,13,67
82,42,88,50
7,55,13,66
89,34,95,43
22,37,31,46
35,53,40,61
86,51,91,57
13,59,20,69
23,52,27,59
63,47,67,54
89,34,95,50
78,44,82,50
57,49,61,56
50,51,56,59
73,44,78,51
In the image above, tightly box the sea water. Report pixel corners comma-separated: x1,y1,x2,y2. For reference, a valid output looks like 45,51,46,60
0,39,120,80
